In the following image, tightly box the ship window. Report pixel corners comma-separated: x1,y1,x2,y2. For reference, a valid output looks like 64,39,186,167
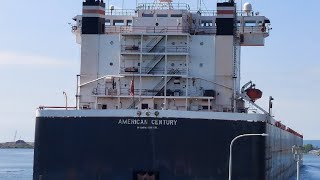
106,19,111,26
174,78,181,84
142,13,154,17
201,20,213,27
127,20,132,26
114,20,125,26
157,14,168,17
102,104,107,109
200,63,203,67
142,104,149,109
110,62,113,66
82,105,90,109
171,14,182,17
202,106,209,110
245,21,256,27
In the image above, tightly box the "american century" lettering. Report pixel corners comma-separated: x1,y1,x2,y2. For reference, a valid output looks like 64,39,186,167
118,119,178,126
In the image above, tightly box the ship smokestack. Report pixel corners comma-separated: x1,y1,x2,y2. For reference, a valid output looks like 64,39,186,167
82,0,106,34
216,1,236,35
214,1,238,110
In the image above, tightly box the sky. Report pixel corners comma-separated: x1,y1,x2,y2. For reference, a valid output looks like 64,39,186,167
0,0,319,142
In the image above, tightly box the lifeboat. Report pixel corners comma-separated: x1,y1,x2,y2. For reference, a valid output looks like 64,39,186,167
246,88,262,102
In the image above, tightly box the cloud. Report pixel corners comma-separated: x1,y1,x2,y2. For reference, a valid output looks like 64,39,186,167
0,51,73,66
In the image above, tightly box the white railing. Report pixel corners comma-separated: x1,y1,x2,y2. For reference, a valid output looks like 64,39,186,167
105,9,136,16
137,3,190,11
105,25,268,35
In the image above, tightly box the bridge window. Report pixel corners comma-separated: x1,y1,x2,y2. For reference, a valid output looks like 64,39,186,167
157,14,168,17
142,13,154,17
171,14,182,17
245,21,256,26
114,20,125,26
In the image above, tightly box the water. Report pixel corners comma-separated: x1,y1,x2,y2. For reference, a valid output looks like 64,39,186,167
0,149,33,180
0,149,319,180
300,155,320,180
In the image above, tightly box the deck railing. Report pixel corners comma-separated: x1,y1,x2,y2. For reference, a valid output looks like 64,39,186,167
137,3,190,11
105,25,268,35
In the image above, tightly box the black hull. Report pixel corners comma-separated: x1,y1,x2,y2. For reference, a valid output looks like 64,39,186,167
33,117,302,180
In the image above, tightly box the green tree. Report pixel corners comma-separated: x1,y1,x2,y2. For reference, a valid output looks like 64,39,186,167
303,144,314,153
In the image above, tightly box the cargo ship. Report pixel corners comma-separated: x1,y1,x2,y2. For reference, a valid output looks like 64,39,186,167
33,0,303,179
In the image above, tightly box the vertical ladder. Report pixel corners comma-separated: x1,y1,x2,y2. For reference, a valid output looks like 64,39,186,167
232,3,238,112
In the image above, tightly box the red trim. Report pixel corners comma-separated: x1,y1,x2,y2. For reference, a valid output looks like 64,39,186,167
83,9,105,15
274,121,303,138
217,10,234,14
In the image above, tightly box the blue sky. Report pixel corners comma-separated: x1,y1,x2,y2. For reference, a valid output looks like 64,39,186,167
0,0,319,142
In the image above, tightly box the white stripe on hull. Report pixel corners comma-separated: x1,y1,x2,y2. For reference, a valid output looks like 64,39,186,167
36,109,271,122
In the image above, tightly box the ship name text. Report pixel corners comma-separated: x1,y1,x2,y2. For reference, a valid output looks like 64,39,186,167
118,119,178,126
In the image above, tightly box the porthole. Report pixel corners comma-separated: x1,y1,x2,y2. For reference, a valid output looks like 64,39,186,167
110,62,113,66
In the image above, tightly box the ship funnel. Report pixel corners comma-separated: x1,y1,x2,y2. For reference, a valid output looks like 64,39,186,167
82,0,105,34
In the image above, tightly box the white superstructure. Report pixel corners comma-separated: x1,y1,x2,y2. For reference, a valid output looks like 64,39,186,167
72,0,271,113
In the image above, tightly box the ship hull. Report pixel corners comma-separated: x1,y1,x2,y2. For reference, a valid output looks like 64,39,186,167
33,116,302,180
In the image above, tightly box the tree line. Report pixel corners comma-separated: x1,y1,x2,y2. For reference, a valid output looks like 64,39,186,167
303,144,320,154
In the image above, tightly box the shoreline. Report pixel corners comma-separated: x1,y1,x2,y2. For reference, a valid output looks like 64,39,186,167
0,141,34,149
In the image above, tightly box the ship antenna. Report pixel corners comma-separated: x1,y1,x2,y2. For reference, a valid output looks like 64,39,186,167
197,0,203,11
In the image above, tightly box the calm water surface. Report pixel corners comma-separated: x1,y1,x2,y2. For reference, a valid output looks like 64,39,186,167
0,149,33,180
0,149,319,179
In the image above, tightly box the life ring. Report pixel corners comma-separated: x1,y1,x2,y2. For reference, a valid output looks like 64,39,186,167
72,26,78,31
